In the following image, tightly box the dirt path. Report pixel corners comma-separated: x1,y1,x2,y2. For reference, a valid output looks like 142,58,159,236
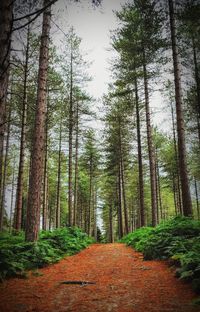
0,243,199,312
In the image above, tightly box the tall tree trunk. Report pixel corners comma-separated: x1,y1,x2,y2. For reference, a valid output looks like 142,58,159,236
109,203,113,243
168,0,192,216
0,103,11,229
192,35,200,146
56,116,62,228
68,47,73,226
172,172,178,215
155,148,162,222
25,0,51,242
42,107,48,231
194,179,199,220
73,101,79,226
15,24,30,231
88,157,93,236
134,75,145,226
118,164,123,239
9,154,16,231
120,156,128,234
170,101,182,214
0,0,13,231
142,48,157,226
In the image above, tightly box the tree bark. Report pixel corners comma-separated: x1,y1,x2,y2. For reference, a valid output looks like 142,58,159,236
0,0,13,231
68,46,73,226
25,0,51,242
194,179,199,220
170,102,182,214
118,163,123,239
73,101,79,226
15,24,30,231
143,48,157,226
9,154,16,232
56,115,62,228
42,104,48,231
0,103,11,229
192,35,200,146
168,0,192,216
134,75,145,227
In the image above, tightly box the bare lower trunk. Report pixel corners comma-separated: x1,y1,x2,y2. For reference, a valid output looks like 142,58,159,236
15,25,30,231
168,0,192,216
42,114,48,231
192,36,200,146
56,117,62,228
0,0,13,231
25,0,51,242
134,75,145,226
143,48,157,226
109,203,113,243
0,103,11,228
118,164,123,239
194,179,199,220
170,102,182,214
9,155,16,231
68,47,73,226
73,102,79,226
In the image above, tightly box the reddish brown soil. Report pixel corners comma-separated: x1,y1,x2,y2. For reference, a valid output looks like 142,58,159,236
0,243,199,312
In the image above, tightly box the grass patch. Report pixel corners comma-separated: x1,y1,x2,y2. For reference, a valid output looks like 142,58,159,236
121,216,200,294
0,227,94,281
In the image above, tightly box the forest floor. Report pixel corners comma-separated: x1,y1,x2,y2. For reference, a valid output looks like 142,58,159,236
0,243,200,312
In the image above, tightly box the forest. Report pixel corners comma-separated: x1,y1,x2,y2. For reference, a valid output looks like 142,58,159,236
0,0,200,311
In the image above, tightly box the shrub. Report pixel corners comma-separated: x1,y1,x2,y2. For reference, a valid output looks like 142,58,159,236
0,227,94,281
121,216,200,294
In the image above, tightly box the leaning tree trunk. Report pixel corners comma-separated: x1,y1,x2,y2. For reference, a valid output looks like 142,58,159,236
0,0,13,231
134,75,145,227
168,0,192,216
143,48,157,226
15,24,30,231
25,0,51,242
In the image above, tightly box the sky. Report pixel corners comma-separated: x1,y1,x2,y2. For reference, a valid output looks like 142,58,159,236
51,0,171,132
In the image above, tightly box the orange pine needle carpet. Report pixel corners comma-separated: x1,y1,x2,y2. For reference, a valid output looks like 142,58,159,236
0,243,199,312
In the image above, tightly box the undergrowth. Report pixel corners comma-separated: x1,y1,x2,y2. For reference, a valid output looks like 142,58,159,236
121,216,200,294
0,227,94,281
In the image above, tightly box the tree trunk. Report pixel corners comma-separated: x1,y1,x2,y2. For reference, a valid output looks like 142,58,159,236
120,156,128,234
109,203,113,243
170,101,182,214
56,116,62,228
0,103,11,229
0,0,13,231
15,24,30,231
9,154,16,231
88,157,93,236
118,163,123,239
155,148,162,222
134,75,145,226
42,105,48,231
68,47,73,226
192,35,200,146
194,179,199,220
168,0,192,216
143,48,157,226
73,101,79,226
25,0,51,242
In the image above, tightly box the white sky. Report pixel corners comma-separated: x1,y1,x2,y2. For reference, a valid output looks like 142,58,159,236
52,0,171,132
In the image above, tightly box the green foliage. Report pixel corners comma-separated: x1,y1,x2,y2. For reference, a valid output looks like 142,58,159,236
122,216,200,293
0,227,93,281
